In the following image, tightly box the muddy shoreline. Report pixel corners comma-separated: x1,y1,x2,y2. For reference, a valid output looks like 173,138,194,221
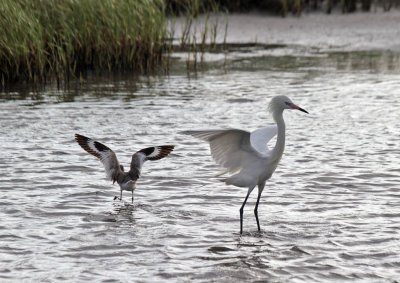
173,10,400,52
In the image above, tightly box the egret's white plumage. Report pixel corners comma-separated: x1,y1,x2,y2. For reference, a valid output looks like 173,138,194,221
75,134,174,203
183,95,308,234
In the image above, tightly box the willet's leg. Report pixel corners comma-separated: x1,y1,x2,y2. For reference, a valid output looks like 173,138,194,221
131,191,134,204
114,190,123,201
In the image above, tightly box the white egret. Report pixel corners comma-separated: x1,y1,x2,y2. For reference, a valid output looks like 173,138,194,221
183,95,308,234
75,134,174,203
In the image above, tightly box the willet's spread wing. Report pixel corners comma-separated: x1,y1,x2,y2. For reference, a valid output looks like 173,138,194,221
183,128,276,174
75,134,121,183
129,145,175,179
138,146,175,161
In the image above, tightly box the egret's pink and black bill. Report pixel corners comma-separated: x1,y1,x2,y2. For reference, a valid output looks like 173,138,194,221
296,106,308,114
285,102,309,114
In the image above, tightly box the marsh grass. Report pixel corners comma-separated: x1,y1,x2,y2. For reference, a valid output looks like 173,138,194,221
2,0,398,87
179,14,227,71
0,0,168,86
168,0,229,71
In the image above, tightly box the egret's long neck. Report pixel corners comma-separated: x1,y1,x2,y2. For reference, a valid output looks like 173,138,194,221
272,110,285,161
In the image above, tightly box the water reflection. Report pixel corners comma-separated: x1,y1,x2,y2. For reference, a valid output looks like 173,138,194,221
0,49,400,282
2,49,400,102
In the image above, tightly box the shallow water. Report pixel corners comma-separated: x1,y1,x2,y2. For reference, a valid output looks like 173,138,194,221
1,50,400,282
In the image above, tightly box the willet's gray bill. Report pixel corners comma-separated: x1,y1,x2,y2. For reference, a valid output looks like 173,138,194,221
75,134,174,203
182,95,308,234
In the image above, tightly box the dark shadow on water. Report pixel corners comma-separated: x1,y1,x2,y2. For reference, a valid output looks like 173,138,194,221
237,229,275,240
112,201,135,211
172,42,287,54
290,245,311,255
208,246,236,254
2,48,399,103
105,202,140,224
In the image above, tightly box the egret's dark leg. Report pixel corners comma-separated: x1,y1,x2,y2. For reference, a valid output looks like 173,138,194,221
239,190,252,235
254,182,265,232
254,191,262,231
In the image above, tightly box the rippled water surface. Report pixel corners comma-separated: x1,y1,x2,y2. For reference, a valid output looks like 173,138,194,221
1,51,400,282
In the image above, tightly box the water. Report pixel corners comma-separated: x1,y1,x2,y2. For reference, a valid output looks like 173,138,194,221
1,50,400,282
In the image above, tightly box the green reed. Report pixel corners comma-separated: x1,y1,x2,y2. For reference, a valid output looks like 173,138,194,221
0,0,168,86
4,0,396,87
168,0,228,71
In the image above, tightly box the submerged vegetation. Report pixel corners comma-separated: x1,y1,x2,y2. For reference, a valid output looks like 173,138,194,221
1,0,399,87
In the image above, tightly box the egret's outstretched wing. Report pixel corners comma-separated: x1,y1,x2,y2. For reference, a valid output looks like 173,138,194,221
250,125,277,154
75,134,121,183
129,146,175,179
182,129,262,173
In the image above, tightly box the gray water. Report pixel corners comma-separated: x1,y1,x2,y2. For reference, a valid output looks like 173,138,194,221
1,50,400,282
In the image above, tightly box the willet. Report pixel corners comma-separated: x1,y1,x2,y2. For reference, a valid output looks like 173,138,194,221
182,95,308,234
75,134,174,203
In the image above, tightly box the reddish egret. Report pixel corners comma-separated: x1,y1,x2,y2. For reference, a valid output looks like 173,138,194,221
183,95,308,234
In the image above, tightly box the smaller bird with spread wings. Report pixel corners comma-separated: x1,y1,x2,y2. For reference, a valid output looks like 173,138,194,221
75,134,174,203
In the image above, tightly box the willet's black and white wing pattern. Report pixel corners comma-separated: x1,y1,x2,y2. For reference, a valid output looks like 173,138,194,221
130,145,175,179
75,134,121,183
139,146,175,161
